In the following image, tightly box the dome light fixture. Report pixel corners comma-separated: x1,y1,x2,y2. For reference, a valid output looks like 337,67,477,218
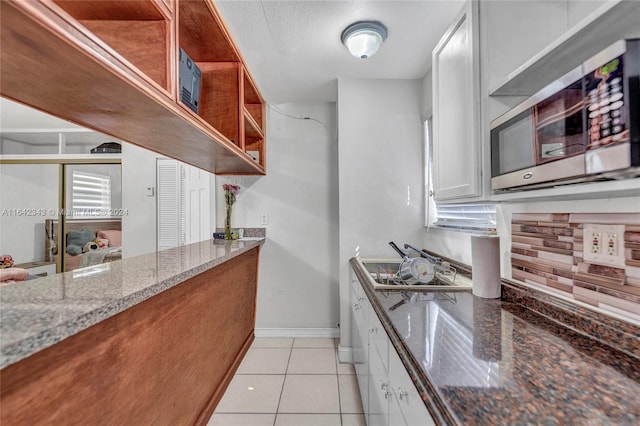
341,21,388,59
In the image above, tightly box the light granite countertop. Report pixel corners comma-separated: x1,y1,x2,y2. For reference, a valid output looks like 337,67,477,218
0,238,264,369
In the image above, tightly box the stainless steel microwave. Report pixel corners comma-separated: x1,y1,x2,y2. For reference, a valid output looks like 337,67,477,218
491,39,639,191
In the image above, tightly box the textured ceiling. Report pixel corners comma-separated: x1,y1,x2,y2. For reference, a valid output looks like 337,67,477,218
215,0,466,103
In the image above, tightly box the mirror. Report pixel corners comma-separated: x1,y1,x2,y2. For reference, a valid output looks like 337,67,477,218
0,97,124,275
1,97,217,281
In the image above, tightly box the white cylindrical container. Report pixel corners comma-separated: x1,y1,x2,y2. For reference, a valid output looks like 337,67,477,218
471,235,501,298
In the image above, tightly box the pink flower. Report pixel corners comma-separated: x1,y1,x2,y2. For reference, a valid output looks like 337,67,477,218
222,183,240,195
223,183,241,207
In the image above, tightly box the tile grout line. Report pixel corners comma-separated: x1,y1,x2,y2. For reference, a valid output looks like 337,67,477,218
214,339,362,425
335,343,344,426
273,340,295,426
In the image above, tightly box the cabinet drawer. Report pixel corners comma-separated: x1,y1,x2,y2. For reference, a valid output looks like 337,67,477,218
389,346,435,426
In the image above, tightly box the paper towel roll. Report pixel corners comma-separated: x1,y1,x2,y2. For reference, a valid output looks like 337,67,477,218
471,235,501,298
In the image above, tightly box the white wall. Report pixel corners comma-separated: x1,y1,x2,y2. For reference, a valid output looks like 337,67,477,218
122,142,218,257
337,78,425,352
216,103,340,332
0,163,58,263
121,143,159,257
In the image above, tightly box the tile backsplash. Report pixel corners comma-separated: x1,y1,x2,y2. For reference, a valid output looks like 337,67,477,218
511,213,640,322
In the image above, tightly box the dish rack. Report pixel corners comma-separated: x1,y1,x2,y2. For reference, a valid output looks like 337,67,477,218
372,260,458,286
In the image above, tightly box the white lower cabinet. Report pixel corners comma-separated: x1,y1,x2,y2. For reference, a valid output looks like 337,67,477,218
368,347,388,426
351,275,369,415
388,379,405,426
390,348,435,426
350,271,436,426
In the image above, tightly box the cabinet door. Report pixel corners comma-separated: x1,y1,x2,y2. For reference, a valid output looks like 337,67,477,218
389,346,435,426
368,302,389,373
351,282,369,416
432,1,481,201
388,388,407,426
368,346,389,426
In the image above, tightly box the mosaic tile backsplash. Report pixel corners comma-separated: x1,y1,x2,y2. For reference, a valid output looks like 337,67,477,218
511,213,640,321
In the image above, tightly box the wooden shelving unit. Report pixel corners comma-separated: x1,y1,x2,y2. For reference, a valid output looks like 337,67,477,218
0,0,266,175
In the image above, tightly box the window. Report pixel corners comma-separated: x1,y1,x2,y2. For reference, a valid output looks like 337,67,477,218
431,203,496,232
424,118,496,233
72,170,111,216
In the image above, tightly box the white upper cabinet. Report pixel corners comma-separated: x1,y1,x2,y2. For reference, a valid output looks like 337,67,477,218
488,0,640,97
432,1,482,202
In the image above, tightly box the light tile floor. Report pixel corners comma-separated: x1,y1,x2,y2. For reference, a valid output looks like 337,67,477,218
209,338,365,426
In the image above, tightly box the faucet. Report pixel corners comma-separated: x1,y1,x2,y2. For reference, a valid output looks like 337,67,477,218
404,243,440,264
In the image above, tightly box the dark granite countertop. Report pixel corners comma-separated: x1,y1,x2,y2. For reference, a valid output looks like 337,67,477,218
352,258,640,425
0,238,264,369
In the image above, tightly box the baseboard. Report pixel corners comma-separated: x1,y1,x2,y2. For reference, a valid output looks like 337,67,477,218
337,344,353,363
254,327,339,338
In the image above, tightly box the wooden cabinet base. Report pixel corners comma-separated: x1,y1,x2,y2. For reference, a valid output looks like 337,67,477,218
0,247,259,425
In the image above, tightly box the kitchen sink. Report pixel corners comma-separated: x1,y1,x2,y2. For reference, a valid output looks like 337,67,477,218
356,258,472,291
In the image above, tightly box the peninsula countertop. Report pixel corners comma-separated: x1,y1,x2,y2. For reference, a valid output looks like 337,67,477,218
0,238,264,369
353,261,640,425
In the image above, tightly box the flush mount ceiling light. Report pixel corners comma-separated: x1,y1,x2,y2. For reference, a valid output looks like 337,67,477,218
341,21,388,59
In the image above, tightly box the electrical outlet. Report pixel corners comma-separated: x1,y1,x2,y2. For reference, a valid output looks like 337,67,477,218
583,224,625,267
260,212,269,225
590,230,602,254
606,232,620,256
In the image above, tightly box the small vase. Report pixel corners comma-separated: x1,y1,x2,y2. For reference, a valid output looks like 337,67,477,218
224,206,232,240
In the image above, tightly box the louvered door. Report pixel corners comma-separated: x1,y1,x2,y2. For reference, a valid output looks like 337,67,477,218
157,159,185,251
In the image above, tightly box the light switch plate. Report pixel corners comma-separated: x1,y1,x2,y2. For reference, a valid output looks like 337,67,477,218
583,224,625,268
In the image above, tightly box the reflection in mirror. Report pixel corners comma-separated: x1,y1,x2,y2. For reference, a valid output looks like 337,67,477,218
0,97,123,277
0,98,117,155
1,96,218,282
0,163,58,276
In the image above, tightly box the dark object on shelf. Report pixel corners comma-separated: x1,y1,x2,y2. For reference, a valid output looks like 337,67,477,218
91,142,121,154
179,47,201,114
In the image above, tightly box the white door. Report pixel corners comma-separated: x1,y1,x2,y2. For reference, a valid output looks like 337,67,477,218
157,159,212,251
156,159,185,251
184,164,211,244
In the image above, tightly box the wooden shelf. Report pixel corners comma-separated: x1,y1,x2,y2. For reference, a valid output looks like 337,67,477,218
178,0,239,63
243,107,264,166
52,0,172,93
243,108,264,142
53,0,170,20
490,0,640,96
1,0,266,175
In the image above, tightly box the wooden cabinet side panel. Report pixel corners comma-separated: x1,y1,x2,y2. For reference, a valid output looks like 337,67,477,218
0,248,259,425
